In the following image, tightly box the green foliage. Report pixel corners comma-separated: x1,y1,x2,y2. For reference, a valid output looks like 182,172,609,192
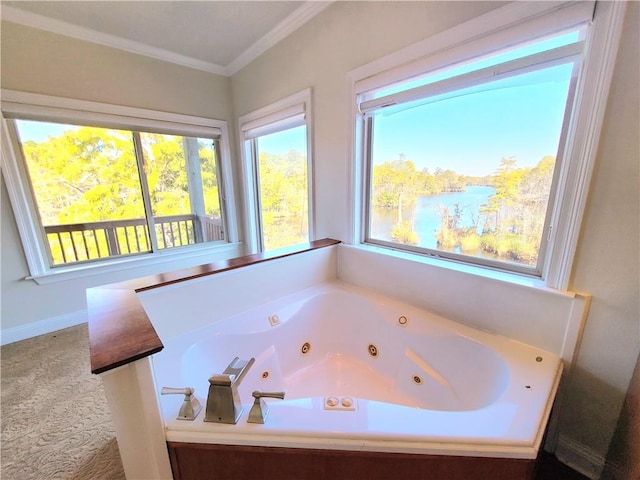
391,221,419,245
435,203,462,249
445,156,555,265
20,125,223,264
22,127,145,225
435,226,457,249
372,155,468,246
374,153,555,266
459,232,482,253
372,155,468,211
474,156,555,264
258,149,309,251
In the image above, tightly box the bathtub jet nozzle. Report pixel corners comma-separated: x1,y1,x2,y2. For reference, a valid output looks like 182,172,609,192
205,357,255,424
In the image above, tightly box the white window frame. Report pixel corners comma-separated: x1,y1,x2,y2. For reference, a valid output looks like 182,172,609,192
238,88,314,254
348,0,627,290
1,90,240,283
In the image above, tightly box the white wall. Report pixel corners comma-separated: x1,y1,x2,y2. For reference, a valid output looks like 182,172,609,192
0,21,233,119
230,2,639,477
0,21,241,339
556,3,640,475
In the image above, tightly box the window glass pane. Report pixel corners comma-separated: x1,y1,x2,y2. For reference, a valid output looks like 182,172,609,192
255,125,309,251
16,120,149,265
138,133,224,249
368,62,574,269
375,30,581,98
15,121,227,267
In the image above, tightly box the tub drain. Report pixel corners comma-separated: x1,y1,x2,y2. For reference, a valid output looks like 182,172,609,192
261,371,269,379
368,344,378,357
413,375,423,385
301,342,311,355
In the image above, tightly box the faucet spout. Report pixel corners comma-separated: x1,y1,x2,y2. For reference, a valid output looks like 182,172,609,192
205,357,255,424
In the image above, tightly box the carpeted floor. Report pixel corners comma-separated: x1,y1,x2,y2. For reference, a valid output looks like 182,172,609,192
1,324,125,479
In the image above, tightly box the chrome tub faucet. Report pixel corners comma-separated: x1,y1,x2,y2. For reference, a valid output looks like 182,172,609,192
205,357,255,424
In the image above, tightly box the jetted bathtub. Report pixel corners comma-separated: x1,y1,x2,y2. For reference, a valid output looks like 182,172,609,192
151,280,562,460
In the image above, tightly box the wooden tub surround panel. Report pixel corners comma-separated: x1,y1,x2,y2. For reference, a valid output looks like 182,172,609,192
167,443,537,480
87,238,341,375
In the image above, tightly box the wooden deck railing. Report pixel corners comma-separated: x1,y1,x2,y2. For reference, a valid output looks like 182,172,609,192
44,214,224,264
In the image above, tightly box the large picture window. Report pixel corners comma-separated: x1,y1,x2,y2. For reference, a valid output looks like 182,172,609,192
361,34,581,276
351,0,624,287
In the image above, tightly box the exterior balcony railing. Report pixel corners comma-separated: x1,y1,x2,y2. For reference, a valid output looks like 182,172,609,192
44,214,224,265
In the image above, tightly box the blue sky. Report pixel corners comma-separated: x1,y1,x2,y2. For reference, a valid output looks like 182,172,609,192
257,125,306,156
16,120,78,143
367,30,580,177
18,121,309,158
371,62,573,177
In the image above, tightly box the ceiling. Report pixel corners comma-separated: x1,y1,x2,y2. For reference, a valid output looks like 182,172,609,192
1,1,332,76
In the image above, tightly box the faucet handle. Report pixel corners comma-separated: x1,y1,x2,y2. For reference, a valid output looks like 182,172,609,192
247,390,285,424
252,390,286,400
161,387,203,421
161,387,194,396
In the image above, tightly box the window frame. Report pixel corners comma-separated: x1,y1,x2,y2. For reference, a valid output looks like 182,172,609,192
348,0,627,290
238,88,314,254
361,39,583,278
1,90,240,283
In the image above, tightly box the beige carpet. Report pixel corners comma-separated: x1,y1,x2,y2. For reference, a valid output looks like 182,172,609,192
1,324,126,479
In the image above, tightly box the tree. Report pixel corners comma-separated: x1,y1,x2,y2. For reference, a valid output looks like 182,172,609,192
22,127,145,225
428,155,556,265
479,156,555,264
20,126,224,262
372,155,421,221
258,149,308,250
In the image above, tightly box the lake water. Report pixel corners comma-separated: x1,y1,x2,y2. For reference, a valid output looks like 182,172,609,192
371,186,496,249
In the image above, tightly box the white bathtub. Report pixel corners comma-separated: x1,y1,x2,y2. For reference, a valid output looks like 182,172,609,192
151,280,562,459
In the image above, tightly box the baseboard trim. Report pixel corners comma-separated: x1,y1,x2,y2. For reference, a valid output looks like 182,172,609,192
555,434,606,480
0,310,87,346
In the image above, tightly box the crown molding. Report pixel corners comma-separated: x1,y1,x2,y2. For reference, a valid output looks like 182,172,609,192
225,1,333,76
0,4,224,76
1,2,333,77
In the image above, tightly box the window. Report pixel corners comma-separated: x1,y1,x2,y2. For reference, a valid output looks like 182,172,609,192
351,1,625,287
240,89,313,253
14,121,225,266
362,34,580,277
1,92,238,280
